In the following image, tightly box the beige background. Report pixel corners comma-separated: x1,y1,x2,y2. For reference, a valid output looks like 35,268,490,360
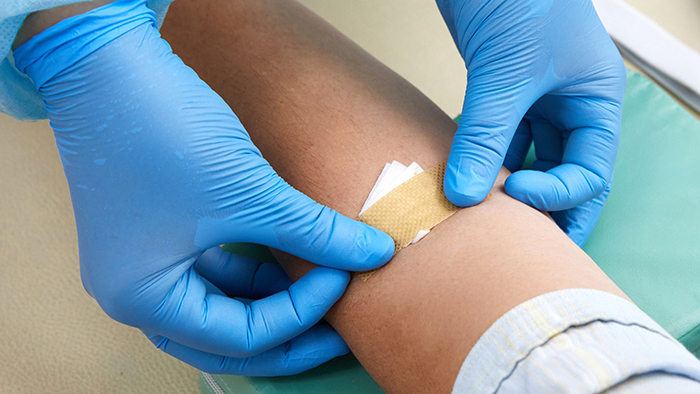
1,1,698,393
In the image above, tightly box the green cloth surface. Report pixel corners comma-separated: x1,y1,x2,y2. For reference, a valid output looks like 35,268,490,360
202,70,700,393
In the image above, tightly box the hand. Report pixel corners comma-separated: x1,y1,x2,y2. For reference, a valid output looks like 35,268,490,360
14,0,394,376
436,0,626,245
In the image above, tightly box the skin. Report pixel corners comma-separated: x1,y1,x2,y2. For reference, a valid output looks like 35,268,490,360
160,1,629,393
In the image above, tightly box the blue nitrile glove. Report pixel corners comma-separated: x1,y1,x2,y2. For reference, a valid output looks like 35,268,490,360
436,0,626,246
13,0,394,376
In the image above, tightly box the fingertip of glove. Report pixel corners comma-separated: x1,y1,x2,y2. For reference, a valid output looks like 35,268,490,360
443,162,492,207
354,226,395,271
503,171,527,196
376,228,397,264
291,268,350,317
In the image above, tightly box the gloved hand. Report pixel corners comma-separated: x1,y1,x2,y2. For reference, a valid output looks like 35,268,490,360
436,0,626,245
14,0,394,376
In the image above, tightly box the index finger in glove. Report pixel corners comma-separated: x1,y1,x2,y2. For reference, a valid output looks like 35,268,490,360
216,164,395,272
444,72,538,207
261,185,395,272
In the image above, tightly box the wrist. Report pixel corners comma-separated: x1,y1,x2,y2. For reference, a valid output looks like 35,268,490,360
13,0,157,91
12,0,117,50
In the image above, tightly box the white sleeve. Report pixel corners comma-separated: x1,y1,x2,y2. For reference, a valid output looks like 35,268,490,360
452,288,700,394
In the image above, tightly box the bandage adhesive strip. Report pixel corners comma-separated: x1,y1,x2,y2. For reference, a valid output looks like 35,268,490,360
356,162,460,281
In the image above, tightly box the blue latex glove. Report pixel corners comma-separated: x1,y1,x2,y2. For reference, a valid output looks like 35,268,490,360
14,0,394,376
436,0,626,245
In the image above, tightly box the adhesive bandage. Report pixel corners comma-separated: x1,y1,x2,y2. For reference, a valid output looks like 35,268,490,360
356,161,460,281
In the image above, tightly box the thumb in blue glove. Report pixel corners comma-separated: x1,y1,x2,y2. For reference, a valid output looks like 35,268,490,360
14,0,394,375
436,0,626,246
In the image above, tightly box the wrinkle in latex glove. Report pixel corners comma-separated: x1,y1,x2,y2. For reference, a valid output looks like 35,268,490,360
13,0,394,376
436,0,626,246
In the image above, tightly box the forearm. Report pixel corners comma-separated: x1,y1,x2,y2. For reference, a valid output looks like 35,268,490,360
161,0,627,392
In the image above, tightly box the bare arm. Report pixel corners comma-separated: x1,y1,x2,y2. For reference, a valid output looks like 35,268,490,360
161,1,628,392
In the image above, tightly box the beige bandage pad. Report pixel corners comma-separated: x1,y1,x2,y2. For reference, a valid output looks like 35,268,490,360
356,162,460,281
